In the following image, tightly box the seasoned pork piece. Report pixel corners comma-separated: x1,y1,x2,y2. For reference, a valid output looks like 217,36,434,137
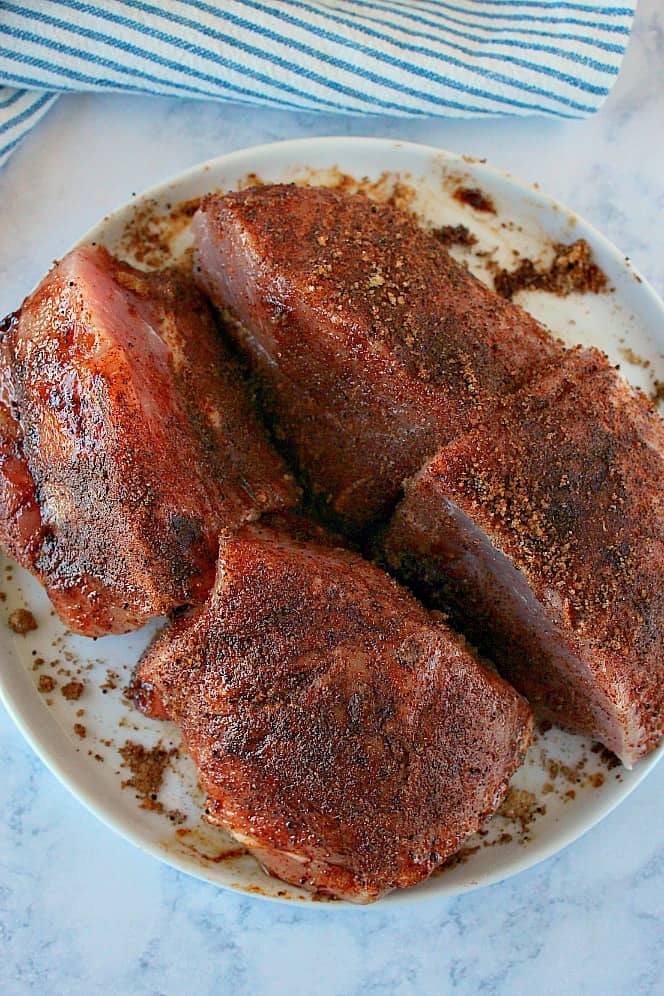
383,348,664,767
134,520,533,903
0,245,297,635
192,184,561,532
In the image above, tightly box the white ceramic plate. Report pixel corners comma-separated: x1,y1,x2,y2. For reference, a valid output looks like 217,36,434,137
1,137,662,908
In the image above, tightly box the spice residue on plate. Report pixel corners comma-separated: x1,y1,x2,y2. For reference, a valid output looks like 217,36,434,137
37,673,56,693
619,346,650,369
431,223,478,248
650,380,664,405
287,166,418,214
436,844,481,874
61,680,84,701
101,668,120,692
493,239,607,300
119,739,184,822
117,196,203,268
173,825,245,863
8,608,37,634
453,185,496,213
120,740,176,801
496,787,539,831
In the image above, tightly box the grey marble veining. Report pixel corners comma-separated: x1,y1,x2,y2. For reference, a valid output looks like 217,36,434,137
1,2,663,993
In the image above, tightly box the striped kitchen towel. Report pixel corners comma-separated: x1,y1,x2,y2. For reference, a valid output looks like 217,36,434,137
0,0,637,166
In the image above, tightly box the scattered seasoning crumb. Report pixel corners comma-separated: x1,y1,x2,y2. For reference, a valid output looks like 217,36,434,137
237,171,264,190
385,180,417,213
101,669,120,691
493,239,607,300
119,740,178,813
497,787,539,831
118,196,203,267
73,723,87,739
453,185,496,213
431,223,478,248
167,809,187,825
591,742,621,769
8,608,37,634
61,680,84,701
650,380,664,405
436,844,482,873
38,674,56,693
619,346,650,368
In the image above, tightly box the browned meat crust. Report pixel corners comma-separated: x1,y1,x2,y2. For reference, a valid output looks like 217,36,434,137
193,183,561,533
134,520,533,902
383,347,664,766
0,245,298,635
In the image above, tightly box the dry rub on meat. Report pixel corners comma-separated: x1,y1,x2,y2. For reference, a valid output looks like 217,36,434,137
383,347,664,767
192,183,562,532
0,245,297,635
134,519,533,902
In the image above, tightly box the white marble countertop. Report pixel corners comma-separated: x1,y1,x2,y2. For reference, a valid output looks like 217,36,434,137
1,2,663,993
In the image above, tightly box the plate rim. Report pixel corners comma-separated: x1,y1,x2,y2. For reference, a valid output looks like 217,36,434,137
1,134,662,910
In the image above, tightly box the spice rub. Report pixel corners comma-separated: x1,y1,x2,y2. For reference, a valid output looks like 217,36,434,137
494,239,607,300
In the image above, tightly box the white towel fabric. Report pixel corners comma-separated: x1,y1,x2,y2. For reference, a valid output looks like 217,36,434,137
0,0,636,166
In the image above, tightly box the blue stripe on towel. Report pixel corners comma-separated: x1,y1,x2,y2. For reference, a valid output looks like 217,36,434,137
0,0,636,166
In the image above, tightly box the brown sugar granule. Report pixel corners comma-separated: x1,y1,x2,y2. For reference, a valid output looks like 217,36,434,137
73,723,87,739
453,185,496,213
38,674,56,693
119,740,178,811
8,608,37,634
494,239,607,300
61,680,84,701
431,223,478,248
